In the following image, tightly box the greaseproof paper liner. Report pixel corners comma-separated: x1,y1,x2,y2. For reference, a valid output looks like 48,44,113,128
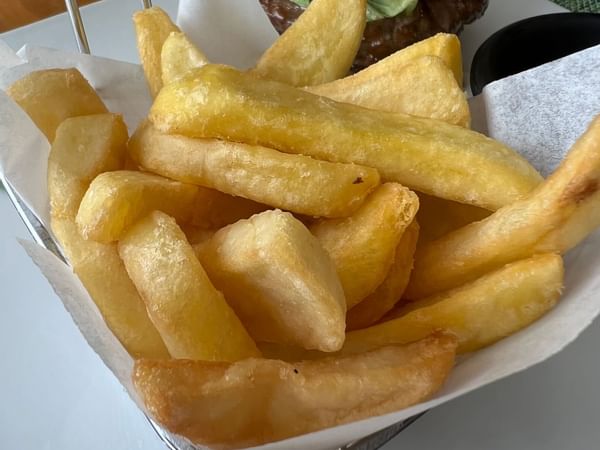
0,40,23,69
1,31,600,449
177,0,278,69
471,44,600,177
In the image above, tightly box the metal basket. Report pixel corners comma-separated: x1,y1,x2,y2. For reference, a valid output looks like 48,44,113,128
1,1,424,448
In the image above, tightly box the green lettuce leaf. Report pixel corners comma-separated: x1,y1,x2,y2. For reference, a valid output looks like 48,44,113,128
289,0,418,21
366,0,418,20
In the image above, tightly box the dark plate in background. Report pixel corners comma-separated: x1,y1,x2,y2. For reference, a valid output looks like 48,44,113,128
470,12,600,95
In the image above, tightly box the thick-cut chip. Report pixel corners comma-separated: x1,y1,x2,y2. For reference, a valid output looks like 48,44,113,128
253,0,366,86
129,121,380,218
196,210,346,352
311,184,418,308
346,220,419,330
7,68,107,141
48,114,168,359
308,56,470,127
155,34,467,126
161,31,208,85
537,203,600,252
134,333,457,449
353,254,563,354
133,6,179,97
407,116,600,299
416,192,491,244
76,170,198,243
190,187,268,229
48,114,127,218
260,254,563,360
52,218,169,358
380,33,463,85
119,211,259,361
150,65,542,210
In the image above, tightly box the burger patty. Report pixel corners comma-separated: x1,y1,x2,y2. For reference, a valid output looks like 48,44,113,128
258,0,489,71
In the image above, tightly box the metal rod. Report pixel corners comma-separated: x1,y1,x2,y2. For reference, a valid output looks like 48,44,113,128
342,412,427,450
0,175,66,263
141,0,153,8
64,0,90,54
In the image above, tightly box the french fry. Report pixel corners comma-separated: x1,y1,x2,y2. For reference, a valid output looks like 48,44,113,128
129,121,380,218
52,218,170,359
7,69,107,141
416,192,491,244
311,183,418,308
150,65,542,210
155,33,468,126
48,114,168,359
134,333,457,449
76,170,198,243
354,254,563,354
161,31,208,86
48,114,127,218
195,210,346,351
407,116,600,299
346,220,419,330
133,6,179,97
253,0,366,86
308,56,470,127
94,173,266,232
119,211,260,361
537,202,600,252
379,33,464,86
260,253,563,360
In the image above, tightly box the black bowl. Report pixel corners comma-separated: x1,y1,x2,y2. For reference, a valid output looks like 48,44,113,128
470,13,600,95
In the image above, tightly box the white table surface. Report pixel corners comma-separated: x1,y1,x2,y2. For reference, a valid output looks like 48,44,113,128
2,1,599,449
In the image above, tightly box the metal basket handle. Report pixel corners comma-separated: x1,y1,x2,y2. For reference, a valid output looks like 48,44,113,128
65,0,153,54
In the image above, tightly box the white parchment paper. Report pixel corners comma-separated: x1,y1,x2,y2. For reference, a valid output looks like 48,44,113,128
471,44,600,176
1,9,600,446
177,0,277,69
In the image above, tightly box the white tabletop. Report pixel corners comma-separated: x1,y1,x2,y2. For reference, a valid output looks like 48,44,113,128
2,1,599,449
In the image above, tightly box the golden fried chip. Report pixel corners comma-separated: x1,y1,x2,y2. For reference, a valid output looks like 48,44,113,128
356,254,563,354
253,0,366,86
119,211,260,361
48,114,167,359
407,115,600,299
308,56,470,127
196,210,346,351
8,69,107,141
381,33,463,85
134,333,456,449
52,218,169,358
346,220,419,330
48,114,127,218
150,65,542,210
133,6,179,97
260,253,563,360
311,183,418,308
129,121,380,218
76,170,198,243
161,31,208,85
